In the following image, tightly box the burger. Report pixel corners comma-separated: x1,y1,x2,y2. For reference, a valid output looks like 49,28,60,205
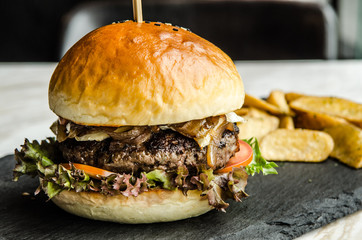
13,20,277,224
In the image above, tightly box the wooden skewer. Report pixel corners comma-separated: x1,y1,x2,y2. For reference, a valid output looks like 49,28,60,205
132,0,143,23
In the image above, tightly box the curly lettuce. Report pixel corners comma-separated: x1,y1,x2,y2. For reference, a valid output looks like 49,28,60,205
14,138,57,180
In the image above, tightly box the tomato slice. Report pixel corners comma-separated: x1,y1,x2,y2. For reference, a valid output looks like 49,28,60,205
216,140,253,173
60,163,116,179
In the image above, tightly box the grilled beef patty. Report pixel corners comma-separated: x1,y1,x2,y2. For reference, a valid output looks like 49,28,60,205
58,129,239,174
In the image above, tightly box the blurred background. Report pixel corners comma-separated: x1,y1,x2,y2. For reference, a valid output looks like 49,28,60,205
0,0,361,61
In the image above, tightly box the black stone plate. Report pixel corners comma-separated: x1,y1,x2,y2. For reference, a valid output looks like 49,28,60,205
1,155,361,240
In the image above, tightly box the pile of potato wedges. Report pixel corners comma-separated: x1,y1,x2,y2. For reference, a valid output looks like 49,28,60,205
236,91,362,169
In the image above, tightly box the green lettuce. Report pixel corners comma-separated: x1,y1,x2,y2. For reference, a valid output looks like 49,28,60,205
145,169,173,190
244,138,278,176
13,138,57,181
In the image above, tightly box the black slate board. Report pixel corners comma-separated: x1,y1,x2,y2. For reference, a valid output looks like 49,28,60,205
0,155,361,240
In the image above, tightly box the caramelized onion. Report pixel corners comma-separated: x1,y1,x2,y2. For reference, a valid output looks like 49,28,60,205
204,116,229,168
52,115,234,157
170,119,208,138
52,118,158,145
50,120,68,142
171,115,230,150
207,141,217,168
107,127,153,144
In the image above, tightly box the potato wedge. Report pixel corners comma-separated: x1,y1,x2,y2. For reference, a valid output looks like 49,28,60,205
234,108,249,116
244,94,284,115
237,108,279,141
260,129,334,162
279,116,295,129
290,96,362,128
267,90,293,116
324,123,362,169
294,109,348,130
267,90,295,129
285,92,306,103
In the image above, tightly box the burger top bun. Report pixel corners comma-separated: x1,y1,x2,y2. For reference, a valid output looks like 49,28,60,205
49,21,244,126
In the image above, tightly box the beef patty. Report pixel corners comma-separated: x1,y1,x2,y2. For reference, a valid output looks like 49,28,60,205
58,129,239,174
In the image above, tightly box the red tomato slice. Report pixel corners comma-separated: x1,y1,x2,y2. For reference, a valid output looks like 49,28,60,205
60,163,116,179
216,140,253,173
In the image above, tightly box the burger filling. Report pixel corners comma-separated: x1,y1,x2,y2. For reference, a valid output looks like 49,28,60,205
13,114,278,211
52,115,241,173
58,127,238,174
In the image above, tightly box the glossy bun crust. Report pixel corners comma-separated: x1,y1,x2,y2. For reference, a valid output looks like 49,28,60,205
49,21,244,126
51,189,213,224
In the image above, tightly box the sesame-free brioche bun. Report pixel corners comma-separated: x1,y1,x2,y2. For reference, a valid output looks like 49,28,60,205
49,21,244,126
51,188,213,224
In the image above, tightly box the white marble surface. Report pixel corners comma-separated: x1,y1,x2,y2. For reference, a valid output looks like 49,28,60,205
0,61,361,239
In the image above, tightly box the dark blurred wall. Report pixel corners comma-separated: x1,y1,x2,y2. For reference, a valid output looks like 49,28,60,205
0,0,338,62
0,0,103,61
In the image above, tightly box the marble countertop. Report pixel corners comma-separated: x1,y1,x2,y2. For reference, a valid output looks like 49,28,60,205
0,61,361,239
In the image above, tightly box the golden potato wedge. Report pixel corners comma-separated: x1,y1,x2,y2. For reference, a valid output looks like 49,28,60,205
279,116,295,129
244,94,284,115
290,96,362,128
260,129,334,162
352,121,362,129
237,108,279,141
267,90,293,116
324,123,362,169
267,90,295,129
294,109,348,130
285,92,306,103
234,108,249,116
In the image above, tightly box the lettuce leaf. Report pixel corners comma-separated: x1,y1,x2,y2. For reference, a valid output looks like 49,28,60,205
244,138,278,176
13,138,57,181
101,173,148,197
145,169,173,190
174,165,189,189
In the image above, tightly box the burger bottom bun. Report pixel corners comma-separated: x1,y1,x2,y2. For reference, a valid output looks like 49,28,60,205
51,189,213,224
